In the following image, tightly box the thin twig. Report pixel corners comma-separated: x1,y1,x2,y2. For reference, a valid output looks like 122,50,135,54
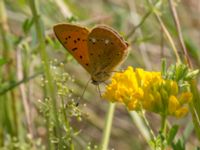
126,0,161,40
0,71,42,95
16,48,35,137
126,10,152,40
146,0,181,63
168,0,192,67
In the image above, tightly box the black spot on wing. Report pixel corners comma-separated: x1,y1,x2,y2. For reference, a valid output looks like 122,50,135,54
80,55,83,59
72,47,78,51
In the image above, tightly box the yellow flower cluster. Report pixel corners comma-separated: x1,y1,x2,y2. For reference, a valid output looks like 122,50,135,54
103,66,192,118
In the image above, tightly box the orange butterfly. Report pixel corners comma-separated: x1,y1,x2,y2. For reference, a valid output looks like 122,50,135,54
53,24,128,84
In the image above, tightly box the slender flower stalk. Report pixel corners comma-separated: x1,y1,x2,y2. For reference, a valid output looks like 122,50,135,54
100,103,115,150
28,0,60,148
138,110,156,146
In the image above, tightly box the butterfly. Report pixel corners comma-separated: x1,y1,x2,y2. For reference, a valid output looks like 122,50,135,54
53,24,129,84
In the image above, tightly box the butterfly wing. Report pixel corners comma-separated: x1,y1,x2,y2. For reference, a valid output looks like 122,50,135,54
88,26,128,82
53,24,91,73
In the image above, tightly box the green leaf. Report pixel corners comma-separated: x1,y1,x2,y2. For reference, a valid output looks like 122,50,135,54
171,139,185,150
175,64,188,81
167,125,179,145
161,59,167,78
185,69,199,80
22,18,34,34
0,58,8,67
166,64,176,80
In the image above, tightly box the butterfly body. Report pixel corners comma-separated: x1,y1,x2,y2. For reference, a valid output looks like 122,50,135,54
53,24,128,84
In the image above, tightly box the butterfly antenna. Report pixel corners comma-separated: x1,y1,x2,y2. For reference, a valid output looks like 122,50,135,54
76,78,91,106
97,84,102,98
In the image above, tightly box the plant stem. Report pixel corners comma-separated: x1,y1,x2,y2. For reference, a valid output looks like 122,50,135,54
160,115,166,134
167,0,200,140
160,114,167,150
61,96,74,150
168,0,191,67
126,0,161,40
99,103,115,150
146,0,181,64
28,0,61,146
139,110,156,148
0,0,18,137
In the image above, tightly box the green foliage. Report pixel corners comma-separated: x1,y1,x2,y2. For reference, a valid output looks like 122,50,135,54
0,58,7,67
167,125,179,145
162,60,199,89
38,60,85,149
171,139,185,150
1,135,45,150
22,18,34,35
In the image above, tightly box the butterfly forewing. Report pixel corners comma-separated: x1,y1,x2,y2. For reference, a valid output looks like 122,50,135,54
53,24,91,73
88,26,128,82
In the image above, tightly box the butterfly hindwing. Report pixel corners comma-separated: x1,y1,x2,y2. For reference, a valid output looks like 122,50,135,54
88,26,128,82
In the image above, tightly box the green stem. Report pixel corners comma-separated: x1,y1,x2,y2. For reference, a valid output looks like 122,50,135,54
160,114,167,150
189,81,200,140
0,0,18,137
61,96,74,150
139,110,156,147
160,114,166,134
0,71,42,95
99,103,115,150
167,0,200,141
125,0,161,40
28,0,60,146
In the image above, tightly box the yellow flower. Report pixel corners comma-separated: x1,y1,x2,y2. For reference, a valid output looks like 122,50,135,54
175,107,188,118
103,66,192,118
168,95,180,115
179,92,193,104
